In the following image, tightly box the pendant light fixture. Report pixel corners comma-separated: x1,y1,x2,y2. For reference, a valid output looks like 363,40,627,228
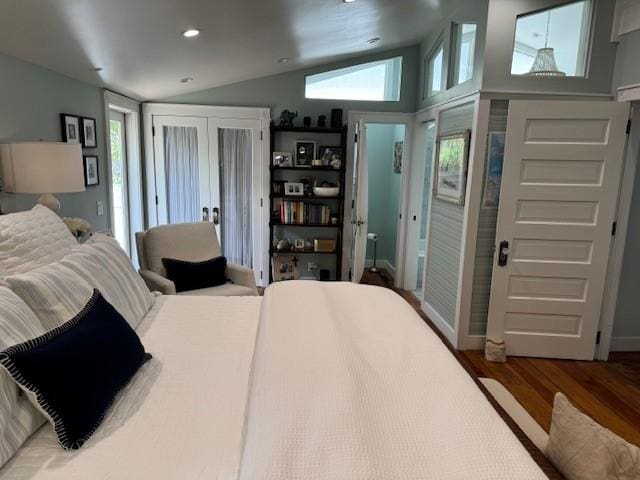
528,9,565,76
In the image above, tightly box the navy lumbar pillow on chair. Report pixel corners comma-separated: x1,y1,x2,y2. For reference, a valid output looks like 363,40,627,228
0,289,151,450
162,256,228,292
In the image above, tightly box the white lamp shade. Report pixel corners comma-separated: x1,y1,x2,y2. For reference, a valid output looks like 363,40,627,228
0,142,85,194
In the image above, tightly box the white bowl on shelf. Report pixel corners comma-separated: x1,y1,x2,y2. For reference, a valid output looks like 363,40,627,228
313,186,340,197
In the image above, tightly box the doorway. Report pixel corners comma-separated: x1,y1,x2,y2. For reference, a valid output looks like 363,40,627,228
108,110,129,252
347,112,413,285
143,104,269,284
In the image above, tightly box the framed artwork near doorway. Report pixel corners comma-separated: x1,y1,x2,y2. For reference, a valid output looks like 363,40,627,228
433,130,471,205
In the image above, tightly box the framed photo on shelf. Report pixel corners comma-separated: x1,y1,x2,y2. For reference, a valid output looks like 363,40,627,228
83,155,99,186
60,113,80,144
284,182,304,196
295,140,315,167
318,146,342,168
81,117,97,148
272,254,300,282
293,239,306,250
433,130,471,205
272,151,293,167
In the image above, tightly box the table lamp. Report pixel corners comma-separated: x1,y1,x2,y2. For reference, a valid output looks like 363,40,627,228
0,142,85,211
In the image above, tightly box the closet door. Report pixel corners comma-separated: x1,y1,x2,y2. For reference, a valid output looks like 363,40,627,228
351,119,368,282
152,116,211,225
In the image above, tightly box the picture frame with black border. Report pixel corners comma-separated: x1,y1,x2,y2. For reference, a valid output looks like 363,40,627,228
60,113,81,144
83,155,99,186
272,151,293,167
81,117,97,148
295,140,315,167
318,146,342,167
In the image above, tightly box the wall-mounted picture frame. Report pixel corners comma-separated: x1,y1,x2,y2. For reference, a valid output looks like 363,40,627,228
273,151,293,167
81,117,97,148
433,130,471,205
83,155,99,186
60,113,80,144
393,140,403,174
482,132,506,208
295,140,315,167
284,182,304,196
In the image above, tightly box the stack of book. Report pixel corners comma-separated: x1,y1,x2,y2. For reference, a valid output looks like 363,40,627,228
279,201,331,224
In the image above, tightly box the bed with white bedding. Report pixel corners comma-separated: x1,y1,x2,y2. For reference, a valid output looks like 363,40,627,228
0,206,562,479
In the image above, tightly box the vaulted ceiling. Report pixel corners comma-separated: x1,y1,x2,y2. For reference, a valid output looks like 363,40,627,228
0,0,463,100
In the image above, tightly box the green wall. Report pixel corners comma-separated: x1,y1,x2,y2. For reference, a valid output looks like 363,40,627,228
160,46,420,119
0,53,109,231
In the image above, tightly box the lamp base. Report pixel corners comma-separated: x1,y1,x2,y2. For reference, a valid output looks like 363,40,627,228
37,193,60,212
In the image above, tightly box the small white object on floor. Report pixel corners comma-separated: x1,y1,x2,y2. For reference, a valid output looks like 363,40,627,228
485,338,507,362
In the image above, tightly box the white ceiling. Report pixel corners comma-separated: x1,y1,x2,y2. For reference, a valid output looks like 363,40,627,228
0,0,462,100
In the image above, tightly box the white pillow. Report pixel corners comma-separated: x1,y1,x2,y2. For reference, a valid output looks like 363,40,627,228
6,238,153,331
0,205,76,277
0,287,46,468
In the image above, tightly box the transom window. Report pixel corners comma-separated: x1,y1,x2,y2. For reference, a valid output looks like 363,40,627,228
304,56,402,102
452,23,477,86
511,0,593,77
426,42,444,97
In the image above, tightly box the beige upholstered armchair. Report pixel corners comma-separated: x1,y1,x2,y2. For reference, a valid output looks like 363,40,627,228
135,222,258,296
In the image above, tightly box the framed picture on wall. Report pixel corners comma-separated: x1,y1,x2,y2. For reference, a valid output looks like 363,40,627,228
433,130,471,205
83,155,99,186
393,141,403,174
81,117,97,148
60,113,80,144
482,132,506,208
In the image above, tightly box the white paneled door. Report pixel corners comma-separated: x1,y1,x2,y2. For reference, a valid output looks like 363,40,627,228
486,100,629,360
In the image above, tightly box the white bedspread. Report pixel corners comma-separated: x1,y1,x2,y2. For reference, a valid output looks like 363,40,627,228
240,281,547,480
0,295,261,480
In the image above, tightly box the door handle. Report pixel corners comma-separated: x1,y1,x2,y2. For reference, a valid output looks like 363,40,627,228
202,207,210,222
212,207,220,225
498,240,510,267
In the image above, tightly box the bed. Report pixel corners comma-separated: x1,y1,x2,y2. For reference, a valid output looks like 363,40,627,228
0,207,561,479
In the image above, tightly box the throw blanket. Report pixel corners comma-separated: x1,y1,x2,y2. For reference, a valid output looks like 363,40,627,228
239,281,548,479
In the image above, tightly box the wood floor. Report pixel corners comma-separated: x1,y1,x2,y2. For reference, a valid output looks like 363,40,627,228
360,268,640,447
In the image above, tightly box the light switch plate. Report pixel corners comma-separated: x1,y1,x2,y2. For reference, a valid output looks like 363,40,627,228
97,201,104,216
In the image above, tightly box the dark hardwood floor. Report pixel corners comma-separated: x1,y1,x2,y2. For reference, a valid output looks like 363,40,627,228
360,268,640,447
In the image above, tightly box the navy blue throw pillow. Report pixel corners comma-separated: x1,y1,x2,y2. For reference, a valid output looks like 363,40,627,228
162,255,228,292
0,289,151,450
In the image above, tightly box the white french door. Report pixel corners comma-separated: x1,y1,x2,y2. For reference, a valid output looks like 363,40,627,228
486,100,629,360
351,119,368,283
153,116,212,225
108,110,130,254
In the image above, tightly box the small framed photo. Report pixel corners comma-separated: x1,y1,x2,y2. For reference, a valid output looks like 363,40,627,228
318,146,342,168
60,114,80,144
272,254,300,282
295,140,316,167
81,117,97,148
394,141,403,174
284,182,304,196
433,130,471,205
272,151,293,167
83,155,99,186
294,239,306,250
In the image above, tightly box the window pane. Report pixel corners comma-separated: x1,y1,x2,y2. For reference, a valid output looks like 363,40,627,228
428,44,444,97
511,0,591,77
305,56,402,101
453,23,477,85
109,119,127,251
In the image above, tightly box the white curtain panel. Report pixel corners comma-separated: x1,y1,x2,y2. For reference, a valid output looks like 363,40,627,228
163,126,200,224
218,128,252,267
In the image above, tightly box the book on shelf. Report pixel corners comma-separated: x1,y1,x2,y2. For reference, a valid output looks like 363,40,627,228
278,200,331,225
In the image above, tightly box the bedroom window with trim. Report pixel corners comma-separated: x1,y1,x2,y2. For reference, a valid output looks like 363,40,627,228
451,23,477,86
511,0,593,77
304,56,403,101
426,41,444,97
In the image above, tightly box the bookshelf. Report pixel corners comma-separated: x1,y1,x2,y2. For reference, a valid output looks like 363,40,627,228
269,122,348,282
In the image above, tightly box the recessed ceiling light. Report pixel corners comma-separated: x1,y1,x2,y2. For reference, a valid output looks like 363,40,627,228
367,37,381,45
277,57,289,63
181,77,194,83
183,29,200,38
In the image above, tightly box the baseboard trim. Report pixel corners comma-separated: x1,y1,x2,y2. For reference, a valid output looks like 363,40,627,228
422,301,457,347
610,336,640,352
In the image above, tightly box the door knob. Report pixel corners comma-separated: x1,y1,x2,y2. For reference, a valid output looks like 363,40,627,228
212,207,220,225
498,240,510,267
202,207,210,222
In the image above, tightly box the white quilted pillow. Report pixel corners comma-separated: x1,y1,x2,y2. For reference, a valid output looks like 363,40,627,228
0,287,46,468
0,205,76,277
6,239,153,331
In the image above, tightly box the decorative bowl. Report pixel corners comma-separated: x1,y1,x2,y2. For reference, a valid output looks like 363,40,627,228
313,186,340,197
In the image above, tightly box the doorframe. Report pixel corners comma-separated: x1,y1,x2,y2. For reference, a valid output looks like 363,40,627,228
103,90,144,266
343,111,415,287
597,101,639,359
141,103,271,286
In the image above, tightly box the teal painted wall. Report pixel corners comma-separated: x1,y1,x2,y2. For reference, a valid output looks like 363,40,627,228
365,123,404,270
160,46,420,119
0,53,109,231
